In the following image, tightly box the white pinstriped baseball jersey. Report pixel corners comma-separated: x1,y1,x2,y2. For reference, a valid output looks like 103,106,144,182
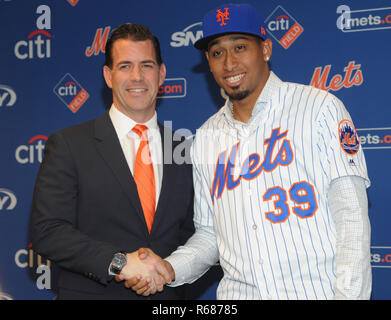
187,71,370,299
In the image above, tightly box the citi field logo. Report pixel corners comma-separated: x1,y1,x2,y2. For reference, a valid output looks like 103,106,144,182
85,26,110,56
15,135,47,164
357,127,391,150
170,22,203,47
0,85,17,107
14,5,52,60
53,73,89,113
310,60,363,92
157,78,186,99
264,6,304,49
0,188,17,211
337,5,391,32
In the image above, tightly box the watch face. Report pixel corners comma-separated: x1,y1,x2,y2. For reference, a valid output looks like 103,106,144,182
113,253,127,265
111,253,127,274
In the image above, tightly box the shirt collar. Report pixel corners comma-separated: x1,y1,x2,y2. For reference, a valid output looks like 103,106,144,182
109,104,158,139
223,71,282,123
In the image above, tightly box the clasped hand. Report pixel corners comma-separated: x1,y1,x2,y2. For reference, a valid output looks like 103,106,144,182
115,248,174,296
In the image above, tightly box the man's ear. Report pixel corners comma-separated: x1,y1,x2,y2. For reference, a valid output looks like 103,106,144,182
262,39,273,62
103,65,113,89
159,63,167,87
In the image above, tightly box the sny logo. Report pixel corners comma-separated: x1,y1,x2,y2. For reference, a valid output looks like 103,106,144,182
264,6,304,49
216,8,230,26
170,22,203,47
14,5,52,60
53,73,89,113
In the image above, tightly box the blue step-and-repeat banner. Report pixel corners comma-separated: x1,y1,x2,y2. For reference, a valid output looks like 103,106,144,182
0,0,390,300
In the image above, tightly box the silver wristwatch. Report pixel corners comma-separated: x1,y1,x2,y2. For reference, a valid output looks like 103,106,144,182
109,252,127,275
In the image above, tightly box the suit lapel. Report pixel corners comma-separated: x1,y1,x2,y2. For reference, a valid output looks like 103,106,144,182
150,123,176,233
93,113,147,232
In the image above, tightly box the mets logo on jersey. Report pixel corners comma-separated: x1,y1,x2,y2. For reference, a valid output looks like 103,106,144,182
338,119,360,155
210,128,293,202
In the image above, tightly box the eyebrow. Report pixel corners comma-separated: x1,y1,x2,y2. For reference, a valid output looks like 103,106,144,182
115,59,157,67
208,35,251,50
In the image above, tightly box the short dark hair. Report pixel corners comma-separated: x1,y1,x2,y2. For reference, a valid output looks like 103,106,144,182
104,23,163,68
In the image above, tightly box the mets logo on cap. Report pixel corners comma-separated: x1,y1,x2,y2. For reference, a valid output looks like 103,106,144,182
338,119,360,155
216,7,230,26
194,3,267,50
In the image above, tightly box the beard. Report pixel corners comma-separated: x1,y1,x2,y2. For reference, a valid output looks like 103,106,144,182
224,88,250,101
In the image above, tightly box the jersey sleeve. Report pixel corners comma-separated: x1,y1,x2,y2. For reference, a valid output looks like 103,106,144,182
316,94,370,188
165,130,219,286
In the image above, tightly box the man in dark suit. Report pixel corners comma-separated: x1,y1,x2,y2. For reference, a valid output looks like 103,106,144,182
29,23,194,300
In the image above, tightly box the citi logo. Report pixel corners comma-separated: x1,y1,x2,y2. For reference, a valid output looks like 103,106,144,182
157,78,186,99
15,135,47,164
14,29,51,60
0,85,17,107
170,22,203,47
265,6,304,49
309,60,363,92
0,188,17,211
15,243,51,269
14,5,52,60
53,73,89,113
85,26,110,57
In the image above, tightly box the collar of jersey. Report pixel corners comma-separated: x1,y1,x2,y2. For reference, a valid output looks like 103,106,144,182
223,71,283,127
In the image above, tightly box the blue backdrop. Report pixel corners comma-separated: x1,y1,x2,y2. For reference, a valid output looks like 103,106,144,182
1,0,390,300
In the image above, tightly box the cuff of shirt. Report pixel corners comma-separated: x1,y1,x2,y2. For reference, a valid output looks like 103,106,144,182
164,254,192,287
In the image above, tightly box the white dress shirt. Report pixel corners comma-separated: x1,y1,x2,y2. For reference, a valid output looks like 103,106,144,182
109,104,163,206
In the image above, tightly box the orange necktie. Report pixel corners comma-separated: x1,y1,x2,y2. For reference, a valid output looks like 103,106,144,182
132,124,156,233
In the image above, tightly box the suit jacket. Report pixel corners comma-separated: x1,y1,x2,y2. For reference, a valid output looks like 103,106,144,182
30,112,195,300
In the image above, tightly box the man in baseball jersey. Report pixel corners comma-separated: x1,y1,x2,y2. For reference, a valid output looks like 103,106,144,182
127,3,372,299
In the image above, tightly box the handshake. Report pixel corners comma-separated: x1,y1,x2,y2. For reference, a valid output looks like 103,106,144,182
115,248,175,296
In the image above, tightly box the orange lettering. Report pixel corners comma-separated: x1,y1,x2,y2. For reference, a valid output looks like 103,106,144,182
309,65,331,91
310,61,363,91
85,27,110,56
